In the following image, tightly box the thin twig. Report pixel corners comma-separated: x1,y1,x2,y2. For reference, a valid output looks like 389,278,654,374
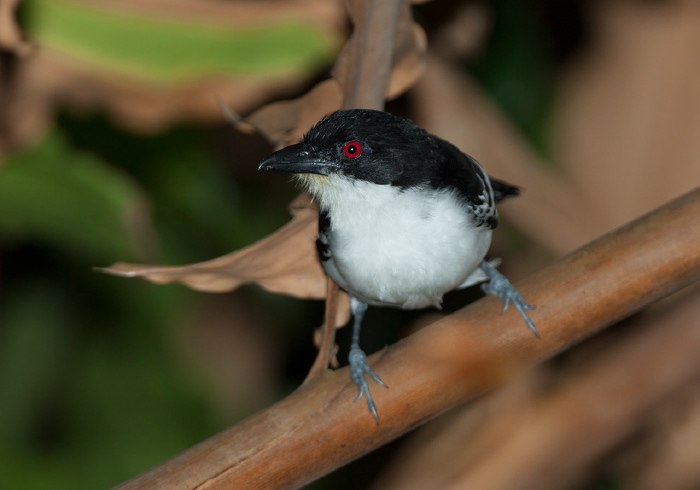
336,0,404,110
304,279,341,383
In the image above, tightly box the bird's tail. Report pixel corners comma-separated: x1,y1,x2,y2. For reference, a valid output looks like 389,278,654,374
489,178,521,202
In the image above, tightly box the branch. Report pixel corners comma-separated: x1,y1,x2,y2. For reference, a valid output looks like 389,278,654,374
446,284,700,489
116,188,700,489
335,0,404,110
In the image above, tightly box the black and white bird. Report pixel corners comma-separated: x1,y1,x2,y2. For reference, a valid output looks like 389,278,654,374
259,109,537,421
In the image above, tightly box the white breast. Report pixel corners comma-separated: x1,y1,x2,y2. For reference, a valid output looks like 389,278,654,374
311,176,492,309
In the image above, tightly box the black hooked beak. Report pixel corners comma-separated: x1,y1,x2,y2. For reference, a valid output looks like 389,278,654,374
258,143,338,176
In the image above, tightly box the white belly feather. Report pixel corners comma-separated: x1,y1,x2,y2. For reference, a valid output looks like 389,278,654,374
313,177,492,309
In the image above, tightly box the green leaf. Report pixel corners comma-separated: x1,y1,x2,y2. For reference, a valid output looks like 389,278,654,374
25,0,338,82
469,0,555,155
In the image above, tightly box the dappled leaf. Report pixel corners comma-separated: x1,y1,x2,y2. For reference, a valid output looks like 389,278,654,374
4,0,344,145
26,0,339,83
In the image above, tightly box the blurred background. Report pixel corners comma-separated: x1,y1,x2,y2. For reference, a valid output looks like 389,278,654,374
1,0,699,489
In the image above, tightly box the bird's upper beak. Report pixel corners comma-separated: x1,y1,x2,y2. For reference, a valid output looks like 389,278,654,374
258,143,337,176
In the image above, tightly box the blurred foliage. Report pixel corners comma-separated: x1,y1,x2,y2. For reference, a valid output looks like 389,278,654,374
0,113,305,487
25,0,336,82
0,130,145,262
0,0,570,488
467,0,557,156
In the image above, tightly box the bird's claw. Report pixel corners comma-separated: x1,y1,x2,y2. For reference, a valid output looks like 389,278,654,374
349,346,387,423
479,261,539,338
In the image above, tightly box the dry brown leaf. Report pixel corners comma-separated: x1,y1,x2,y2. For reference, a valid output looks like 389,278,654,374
333,0,401,109
102,194,323,297
239,78,344,148
385,18,427,98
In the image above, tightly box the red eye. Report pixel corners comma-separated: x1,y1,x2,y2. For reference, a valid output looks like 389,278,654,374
342,141,362,159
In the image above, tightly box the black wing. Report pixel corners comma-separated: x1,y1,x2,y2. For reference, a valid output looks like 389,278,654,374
427,137,501,228
315,209,332,262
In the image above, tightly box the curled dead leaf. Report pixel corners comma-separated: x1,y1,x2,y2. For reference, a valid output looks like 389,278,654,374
101,194,325,297
237,79,344,148
101,193,351,329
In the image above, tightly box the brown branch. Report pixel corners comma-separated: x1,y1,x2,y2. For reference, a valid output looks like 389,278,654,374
335,0,404,110
376,285,700,488
114,187,700,489
445,284,700,490
304,279,342,383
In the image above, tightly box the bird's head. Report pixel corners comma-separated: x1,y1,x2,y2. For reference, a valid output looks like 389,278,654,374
258,109,436,196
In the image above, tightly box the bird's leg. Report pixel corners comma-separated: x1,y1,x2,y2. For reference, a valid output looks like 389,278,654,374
479,261,539,338
348,297,387,423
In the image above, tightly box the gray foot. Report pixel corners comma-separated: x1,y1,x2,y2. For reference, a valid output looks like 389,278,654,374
479,261,539,338
349,345,387,423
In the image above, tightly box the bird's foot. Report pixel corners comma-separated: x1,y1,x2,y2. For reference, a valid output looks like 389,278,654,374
349,345,387,423
479,261,539,338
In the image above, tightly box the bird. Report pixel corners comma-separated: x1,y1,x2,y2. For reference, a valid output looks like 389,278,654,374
258,109,537,422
